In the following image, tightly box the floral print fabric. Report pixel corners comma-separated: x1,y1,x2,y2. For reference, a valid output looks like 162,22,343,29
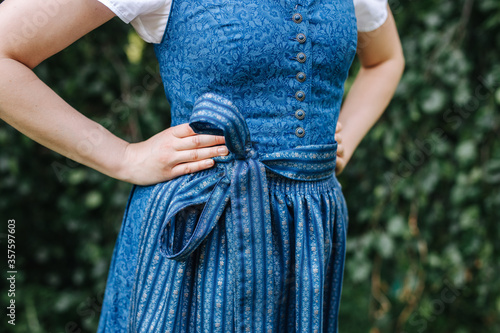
97,0,356,331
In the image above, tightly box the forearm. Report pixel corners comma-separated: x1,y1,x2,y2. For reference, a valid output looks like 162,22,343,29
0,58,128,180
0,0,226,187
338,57,404,164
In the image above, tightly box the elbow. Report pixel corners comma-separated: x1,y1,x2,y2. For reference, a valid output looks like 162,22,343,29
361,50,405,81
0,46,17,68
0,45,9,62
394,51,405,82
0,51,37,70
0,37,13,61
0,41,38,70
385,48,405,83
398,49,405,77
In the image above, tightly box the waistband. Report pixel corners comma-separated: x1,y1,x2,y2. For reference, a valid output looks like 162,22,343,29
266,169,341,193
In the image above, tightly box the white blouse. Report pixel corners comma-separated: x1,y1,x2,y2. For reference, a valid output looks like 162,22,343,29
97,0,388,44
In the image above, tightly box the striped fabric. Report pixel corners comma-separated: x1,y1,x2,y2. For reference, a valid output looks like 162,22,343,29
122,93,349,332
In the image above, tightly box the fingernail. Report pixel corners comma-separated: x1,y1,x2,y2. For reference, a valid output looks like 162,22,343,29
218,147,228,154
206,159,214,166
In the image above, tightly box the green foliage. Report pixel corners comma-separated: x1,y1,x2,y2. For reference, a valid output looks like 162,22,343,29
1,1,499,332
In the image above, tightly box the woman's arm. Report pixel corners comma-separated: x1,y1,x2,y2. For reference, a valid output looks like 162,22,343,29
336,4,405,175
0,0,228,185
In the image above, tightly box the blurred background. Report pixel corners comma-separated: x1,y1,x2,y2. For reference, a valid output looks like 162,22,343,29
1,0,499,332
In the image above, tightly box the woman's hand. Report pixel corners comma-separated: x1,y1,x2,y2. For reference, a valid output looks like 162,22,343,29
335,121,346,175
118,123,229,185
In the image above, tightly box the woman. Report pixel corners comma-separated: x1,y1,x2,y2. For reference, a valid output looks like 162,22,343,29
0,0,404,331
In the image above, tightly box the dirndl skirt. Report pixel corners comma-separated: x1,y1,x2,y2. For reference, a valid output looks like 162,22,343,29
97,167,349,333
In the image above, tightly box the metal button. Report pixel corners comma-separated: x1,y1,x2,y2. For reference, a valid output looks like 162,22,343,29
295,127,305,138
295,109,305,120
296,33,306,43
295,90,305,101
296,52,306,63
292,13,303,24
296,72,306,82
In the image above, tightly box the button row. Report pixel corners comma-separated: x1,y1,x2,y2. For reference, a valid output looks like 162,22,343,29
292,12,306,138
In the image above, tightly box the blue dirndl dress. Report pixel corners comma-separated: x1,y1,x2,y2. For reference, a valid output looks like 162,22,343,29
97,0,356,332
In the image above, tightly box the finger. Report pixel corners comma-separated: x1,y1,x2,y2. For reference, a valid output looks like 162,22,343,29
336,121,342,133
172,145,229,164
337,144,344,157
335,133,342,144
170,123,197,138
335,157,345,175
176,134,226,150
335,157,343,169
170,159,215,178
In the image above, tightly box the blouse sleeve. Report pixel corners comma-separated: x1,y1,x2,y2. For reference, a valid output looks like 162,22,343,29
353,0,389,32
97,0,172,44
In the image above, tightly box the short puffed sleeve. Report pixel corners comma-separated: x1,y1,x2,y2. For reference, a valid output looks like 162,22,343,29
353,0,389,32
97,0,172,43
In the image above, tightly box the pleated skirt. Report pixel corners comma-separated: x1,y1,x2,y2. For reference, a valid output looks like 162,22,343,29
97,169,349,332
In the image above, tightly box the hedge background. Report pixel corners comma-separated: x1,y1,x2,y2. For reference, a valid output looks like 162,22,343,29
1,0,499,332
